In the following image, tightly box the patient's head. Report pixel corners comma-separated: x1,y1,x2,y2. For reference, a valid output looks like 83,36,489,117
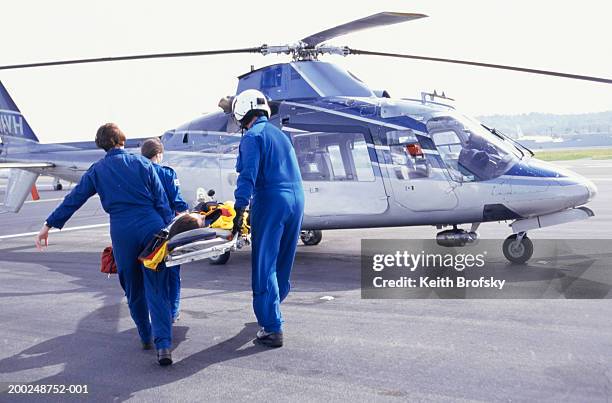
169,213,203,238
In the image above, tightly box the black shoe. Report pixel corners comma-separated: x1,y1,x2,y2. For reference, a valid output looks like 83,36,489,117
142,341,153,351
255,329,283,348
157,348,173,366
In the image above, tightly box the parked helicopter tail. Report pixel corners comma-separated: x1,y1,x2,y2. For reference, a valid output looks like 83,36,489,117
0,80,39,142
0,81,53,212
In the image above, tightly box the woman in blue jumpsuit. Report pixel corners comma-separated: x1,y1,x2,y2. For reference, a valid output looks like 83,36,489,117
232,90,304,347
35,123,176,366
141,138,189,322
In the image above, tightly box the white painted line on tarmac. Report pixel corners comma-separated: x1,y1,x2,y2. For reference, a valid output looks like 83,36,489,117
22,195,99,204
24,197,65,204
0,195,100,205
0,223,109,240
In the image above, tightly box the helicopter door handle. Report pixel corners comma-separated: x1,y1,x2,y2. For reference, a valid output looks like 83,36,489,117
310,187,319,193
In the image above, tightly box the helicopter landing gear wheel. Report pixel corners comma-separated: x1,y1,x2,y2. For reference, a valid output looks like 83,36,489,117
503,233,533,264
208,251,231,265
300,230,322,246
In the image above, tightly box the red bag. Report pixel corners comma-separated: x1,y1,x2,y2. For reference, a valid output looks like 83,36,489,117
101,246,118,276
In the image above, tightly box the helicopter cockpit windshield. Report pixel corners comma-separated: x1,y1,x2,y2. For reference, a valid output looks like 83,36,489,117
426,113,521,182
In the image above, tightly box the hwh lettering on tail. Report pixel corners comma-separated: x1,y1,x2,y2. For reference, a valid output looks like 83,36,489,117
0,113,24,136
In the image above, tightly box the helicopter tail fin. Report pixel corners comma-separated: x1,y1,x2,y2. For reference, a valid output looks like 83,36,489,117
0,81,39,142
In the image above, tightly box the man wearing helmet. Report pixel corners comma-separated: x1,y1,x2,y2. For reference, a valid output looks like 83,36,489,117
231,89,304,348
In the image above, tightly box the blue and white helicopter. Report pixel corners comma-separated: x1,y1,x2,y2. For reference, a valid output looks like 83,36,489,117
1,12,607,264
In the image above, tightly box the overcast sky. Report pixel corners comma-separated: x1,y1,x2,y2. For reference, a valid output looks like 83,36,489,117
1,0,611,142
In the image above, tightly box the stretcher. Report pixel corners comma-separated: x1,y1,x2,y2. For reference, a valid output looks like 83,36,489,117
140,189,250,269
164,228,249,267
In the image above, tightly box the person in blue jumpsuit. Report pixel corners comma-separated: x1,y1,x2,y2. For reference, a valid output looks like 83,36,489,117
231,89,304,347
35,123,176,366
141,137,189,323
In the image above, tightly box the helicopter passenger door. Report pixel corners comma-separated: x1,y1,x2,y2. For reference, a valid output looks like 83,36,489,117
379,128,458,211
287,126,388,216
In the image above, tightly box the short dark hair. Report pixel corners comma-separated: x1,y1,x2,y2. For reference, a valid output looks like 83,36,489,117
240,109,269,128
96,123,126,152
169,214,202,239
141,138,164,159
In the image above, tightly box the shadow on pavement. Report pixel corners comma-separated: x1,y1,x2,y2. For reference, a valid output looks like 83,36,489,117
0,305,263,400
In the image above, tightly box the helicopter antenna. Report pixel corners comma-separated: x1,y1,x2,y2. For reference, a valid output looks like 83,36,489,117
421,90,455,104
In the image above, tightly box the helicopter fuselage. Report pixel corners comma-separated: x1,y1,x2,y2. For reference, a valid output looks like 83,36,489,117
155,92,595,231
0,60,596,235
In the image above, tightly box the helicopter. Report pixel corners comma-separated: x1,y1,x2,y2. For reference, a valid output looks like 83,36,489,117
0,11,607,264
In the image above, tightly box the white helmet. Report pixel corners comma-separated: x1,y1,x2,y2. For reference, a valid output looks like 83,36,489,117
232,89,271,123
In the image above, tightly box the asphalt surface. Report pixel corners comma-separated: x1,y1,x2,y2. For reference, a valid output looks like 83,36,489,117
0,160,611,402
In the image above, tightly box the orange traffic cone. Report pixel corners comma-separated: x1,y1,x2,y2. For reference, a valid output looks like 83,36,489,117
30,185,40,201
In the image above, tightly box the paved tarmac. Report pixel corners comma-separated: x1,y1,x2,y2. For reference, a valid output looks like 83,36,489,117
0,160,611,402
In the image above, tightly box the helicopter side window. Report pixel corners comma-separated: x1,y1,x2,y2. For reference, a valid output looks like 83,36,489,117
217,132,242,155
427,114,519,181
191,133,223,153
261,66,283,89
291,131,375,182
431,130,474,182
160,131,193,151
383,130,430,180
352,138,375,181
328,145,346,179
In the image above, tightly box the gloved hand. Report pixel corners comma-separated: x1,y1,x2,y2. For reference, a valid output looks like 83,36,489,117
232,207,246,235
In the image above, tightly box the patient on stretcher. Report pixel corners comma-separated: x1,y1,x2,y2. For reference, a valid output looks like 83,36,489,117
167,213,233,252
168,214,203,239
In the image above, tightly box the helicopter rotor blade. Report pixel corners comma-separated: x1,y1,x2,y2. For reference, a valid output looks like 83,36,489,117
0,47,262,71
349,49,612,84
301,12,427,47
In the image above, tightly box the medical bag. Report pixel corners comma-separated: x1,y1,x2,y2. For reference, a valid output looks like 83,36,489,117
101,246,118,275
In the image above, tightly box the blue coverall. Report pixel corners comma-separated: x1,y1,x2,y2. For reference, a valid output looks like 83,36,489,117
234,115,305,333
152,164,189,320
46,148,175,349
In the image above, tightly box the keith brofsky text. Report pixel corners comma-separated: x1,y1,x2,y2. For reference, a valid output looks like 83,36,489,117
373,275,505,290
361,239,612,299
370,250,505,290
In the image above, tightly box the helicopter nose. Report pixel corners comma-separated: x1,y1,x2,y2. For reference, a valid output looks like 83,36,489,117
550,168,595,208
502,159,596,217
556,161,597,205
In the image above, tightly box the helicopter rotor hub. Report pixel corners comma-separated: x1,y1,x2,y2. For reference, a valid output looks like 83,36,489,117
261,43,350,61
